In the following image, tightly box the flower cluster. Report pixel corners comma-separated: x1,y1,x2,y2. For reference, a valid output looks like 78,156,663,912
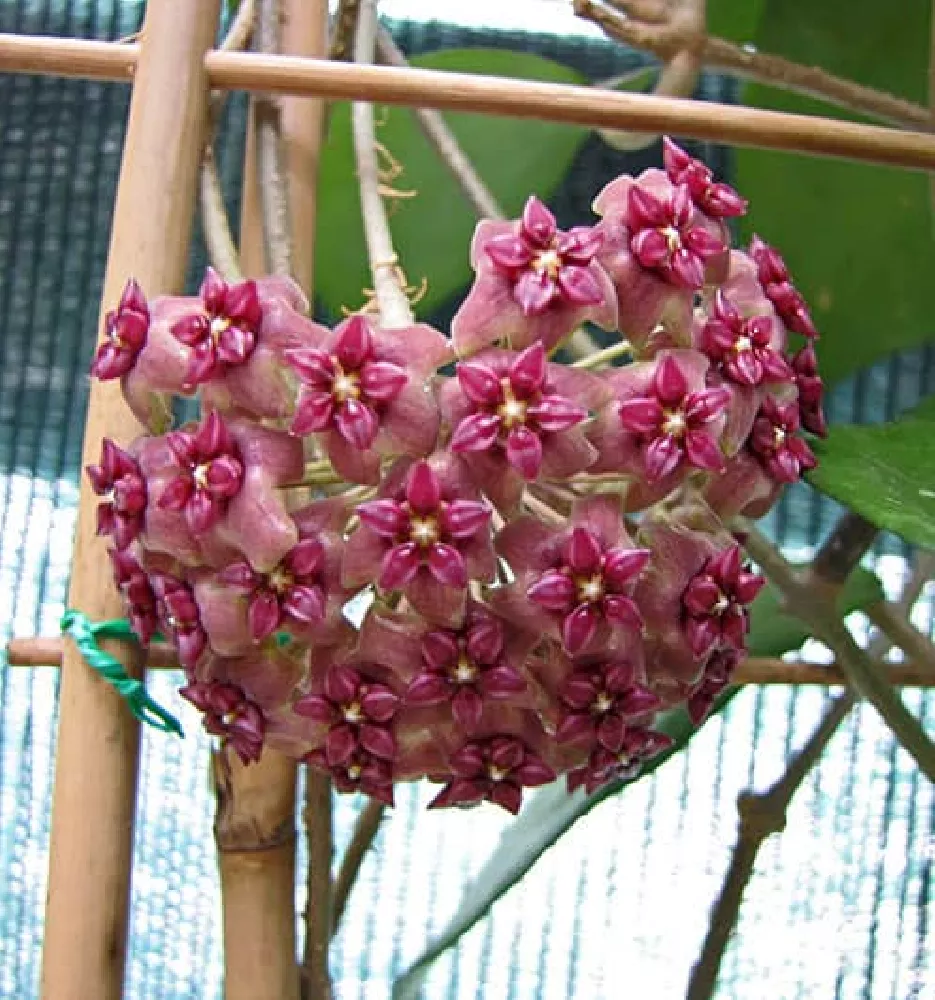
88,139,822,809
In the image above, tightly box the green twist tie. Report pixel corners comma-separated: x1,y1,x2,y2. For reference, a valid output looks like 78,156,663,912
60,610,184,736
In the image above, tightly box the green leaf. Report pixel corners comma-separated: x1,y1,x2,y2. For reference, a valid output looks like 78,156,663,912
807,413,935,547
707,0,767,43
747,566,886,657
315,50,588,317
734,0,934,385
391,557,885,996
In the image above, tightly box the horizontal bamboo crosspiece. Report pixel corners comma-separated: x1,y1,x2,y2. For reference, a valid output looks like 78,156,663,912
6,637,932,687
0,33,933,172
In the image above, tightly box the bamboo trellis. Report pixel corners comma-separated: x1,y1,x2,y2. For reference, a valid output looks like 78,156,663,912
0,2,933,998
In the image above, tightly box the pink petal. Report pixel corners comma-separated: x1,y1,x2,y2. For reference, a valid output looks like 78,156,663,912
480,664,526,696
684,430,726,473
334,314,373,369
457,361,502,406
282,584,325,624
686,617,719,659
466,618,504,664
285,348,336,388
285,537,325,577
603,594,643,629
653,356,689,405
357,499,408,538
291,391,335,435
407,673,452,705
528,394,587,434
359,360,408,402
335,399,378,450
597,714,625,753
406,461,441,515
248,590,282,641
442,500,492,540
644,434,683,482
509,342,546,395
428,543,468,588
685,387,731,424
514,269,557,317
521,196,557,246
325,664,361,704
157,475,193,512
292,693,335,723
527,570,575,612
218,561,258,590
557,265,602,307
603,547,651,588
359,724,397,760
451,413,501,453
562,604,599,654
217,324,255,365
489,781,523,814
379,543,422,590
325,724,358,766
617,397,663,435
631,228,670,269
565,526,602,574
486,234,534,271
505,425,543,480
627,184,668,229
187,490,221,534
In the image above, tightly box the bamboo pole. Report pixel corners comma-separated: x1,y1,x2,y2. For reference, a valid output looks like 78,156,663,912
39,3,221,999
211,4,329,1000
0,34,934,172
8,637,933,687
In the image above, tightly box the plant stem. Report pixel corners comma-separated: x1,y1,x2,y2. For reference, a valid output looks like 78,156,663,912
374,25,504,221
328,0,362,62
806,511,879,590
865,597,935,672
302,772,333,1000
575,0,931,130
256,0,293,276
685,542,933,999
736,520,935,783
685,691,857,1000
351,0,413,329
571,338,633,369
330,799,385,936
200,147,244,281
200,0,255,281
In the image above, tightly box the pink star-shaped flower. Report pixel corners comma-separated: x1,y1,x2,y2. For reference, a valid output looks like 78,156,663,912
699,290,793,388
170,267,263,388
495,494,650,655
180,678,265,764
748,396,817,484
451,197,617,356
89,278,150,381
662,137,748,219
87,438,147,550
439,342,606,510
343,455,495,626
682,544,765,659
286,314,450,484
428,735,556,814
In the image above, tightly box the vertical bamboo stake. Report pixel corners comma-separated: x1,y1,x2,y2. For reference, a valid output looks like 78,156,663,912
40,3,221,999
215,3,330,1000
